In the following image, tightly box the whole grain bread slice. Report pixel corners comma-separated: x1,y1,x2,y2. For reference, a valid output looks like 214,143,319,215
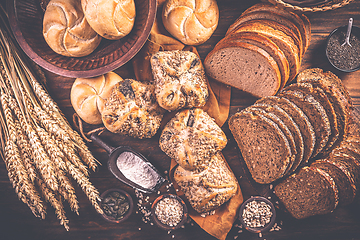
204,41,281,98
256,96,315,165
274,166,338,219
224,31,290,88
229,110,292,184
278,89,331,159
253,103,304,174
327,155,360,191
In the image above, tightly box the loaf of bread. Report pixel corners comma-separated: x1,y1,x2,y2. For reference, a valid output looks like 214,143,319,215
162,0,219,45
159,108,227,171
81,0,136,40
101,79,164,139
150,50,209,111
70,72,122,125
43,0,102,57
173,152,238,213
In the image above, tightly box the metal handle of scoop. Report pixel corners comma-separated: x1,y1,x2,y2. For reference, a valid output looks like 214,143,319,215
342,18,353,47
90,133,115,154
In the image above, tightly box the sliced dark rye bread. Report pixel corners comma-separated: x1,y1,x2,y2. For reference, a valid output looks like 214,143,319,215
228,110,292,184
327,155,360,191
239,2,309,55
227,20,300,82
226,11,304,59
312,159,355,206
252,103,304,174
278,89,331,159
297,68,351,149
223,31,290,88
245,106,297,176
204,41,281,98
331,146,360,168
255,96,315,165
274,166,338,219
282,82,339,156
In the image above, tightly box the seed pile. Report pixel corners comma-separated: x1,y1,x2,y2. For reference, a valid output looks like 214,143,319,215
101,191,130,221
242,200,273,228
155,197,184,227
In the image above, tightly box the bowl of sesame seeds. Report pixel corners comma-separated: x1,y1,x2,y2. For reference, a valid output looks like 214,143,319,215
151,194,188,230
238,196,276,233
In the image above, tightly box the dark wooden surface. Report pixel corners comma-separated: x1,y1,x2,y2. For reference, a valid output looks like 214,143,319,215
2,0,360,240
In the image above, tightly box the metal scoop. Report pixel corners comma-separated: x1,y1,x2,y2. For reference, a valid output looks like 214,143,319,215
342,18,353,47
91,133,165,193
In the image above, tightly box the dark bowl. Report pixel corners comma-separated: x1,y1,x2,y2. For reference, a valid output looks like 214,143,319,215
99,188,134,223
6,0,156,78
325,24,360,72
238,196,276,233
151,194,188,231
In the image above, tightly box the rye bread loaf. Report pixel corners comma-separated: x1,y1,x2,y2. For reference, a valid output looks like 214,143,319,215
229,110,292,184
274,166,338,219
173,152,238,213
229,20,300,82
255,96,315,165
204,41,281,98
223,31,290,88
252,103,304,175
278,89,331,159
312,159,355,206
282,82,339,156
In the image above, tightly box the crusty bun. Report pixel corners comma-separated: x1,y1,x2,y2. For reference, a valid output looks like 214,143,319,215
43,0,102,57
162,0,219,45
70,72,122,125
81,0,136,40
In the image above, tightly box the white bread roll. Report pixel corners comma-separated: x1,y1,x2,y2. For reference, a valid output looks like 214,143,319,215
81,0,136,40
43,0,102,57
71,72,122,125
162,0,219,45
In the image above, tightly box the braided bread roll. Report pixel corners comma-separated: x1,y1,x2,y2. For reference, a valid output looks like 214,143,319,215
81,0,136,40
43,0,101,57
162,0,219,45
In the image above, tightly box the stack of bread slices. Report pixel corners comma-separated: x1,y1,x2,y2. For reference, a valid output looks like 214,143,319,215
229,68,353,184
204,3,311,98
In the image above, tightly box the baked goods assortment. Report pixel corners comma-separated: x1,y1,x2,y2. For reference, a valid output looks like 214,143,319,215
42,0,102,57
204,3,311,98
150,50,209,112
229,68,353,184
162,0,219,45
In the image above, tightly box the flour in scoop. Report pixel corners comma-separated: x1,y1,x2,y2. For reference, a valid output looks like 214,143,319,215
116,151,160,189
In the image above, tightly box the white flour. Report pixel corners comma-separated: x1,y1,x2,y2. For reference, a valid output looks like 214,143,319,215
116,151,160,190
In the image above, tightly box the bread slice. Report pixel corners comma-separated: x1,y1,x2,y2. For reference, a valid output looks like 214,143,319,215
278,89,331,159
245,106,297,175
327,155,360,191
229,110,292,184
204,41,281,98
224,31,290,88
298,13,311,51
255,96,315,165
229,20,300,82
274,166,338,219
282,82,339,156
241,2,309,55
253,103,304,174
312,159,355,206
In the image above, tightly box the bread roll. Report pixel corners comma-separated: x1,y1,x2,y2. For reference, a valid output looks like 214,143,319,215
71,72,122,125
81,0,136,40
102,79,165,139
43,0,101,57
173,152,238,213
162,0,219,45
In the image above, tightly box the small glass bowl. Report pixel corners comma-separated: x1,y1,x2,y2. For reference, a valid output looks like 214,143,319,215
238,196,276,233
151,194,188,230
99,188,134,223
325,24,360,72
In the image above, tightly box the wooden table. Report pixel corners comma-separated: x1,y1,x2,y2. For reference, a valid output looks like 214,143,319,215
1,0,360,239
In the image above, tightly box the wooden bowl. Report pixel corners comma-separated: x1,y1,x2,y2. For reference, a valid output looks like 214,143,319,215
6,0,156,78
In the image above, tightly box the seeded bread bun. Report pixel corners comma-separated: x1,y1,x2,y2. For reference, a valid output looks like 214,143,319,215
81,0,136,40
162,0,219,45
42,0,102,57
70,72,122,125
